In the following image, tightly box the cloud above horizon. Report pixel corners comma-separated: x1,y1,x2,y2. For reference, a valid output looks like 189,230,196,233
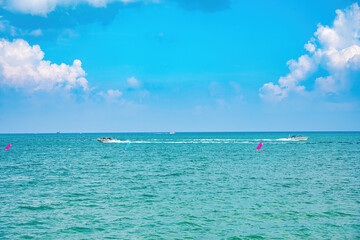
0,37,148,107
260,3,360,102
126,76,141,88
1,0,153,16
0,17,43,37
1,0,229,16
98,88,123,102
0,38,88,91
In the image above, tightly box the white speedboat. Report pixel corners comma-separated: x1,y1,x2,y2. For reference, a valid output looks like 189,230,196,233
290,135,308,141
97,138,122,143
277,135,308,141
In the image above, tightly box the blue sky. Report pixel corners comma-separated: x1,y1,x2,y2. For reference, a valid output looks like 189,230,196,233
0,0,359,133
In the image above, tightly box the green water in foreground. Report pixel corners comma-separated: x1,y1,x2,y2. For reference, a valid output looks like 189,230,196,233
0,132,359,239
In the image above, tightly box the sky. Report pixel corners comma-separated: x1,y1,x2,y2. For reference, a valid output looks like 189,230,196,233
0,0,359,133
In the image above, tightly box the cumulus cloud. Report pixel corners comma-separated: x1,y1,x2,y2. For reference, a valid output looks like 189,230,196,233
0,38,88,91
260,3,360,101
304,39,316,53
1,0,155,15
126,76,141,88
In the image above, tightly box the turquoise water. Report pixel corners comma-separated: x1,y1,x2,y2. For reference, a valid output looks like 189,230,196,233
1,132,359,239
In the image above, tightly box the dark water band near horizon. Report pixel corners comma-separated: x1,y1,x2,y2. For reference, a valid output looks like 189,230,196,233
1,132,359,239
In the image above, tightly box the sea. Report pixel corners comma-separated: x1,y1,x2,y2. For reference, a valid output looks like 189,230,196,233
0,132,359,239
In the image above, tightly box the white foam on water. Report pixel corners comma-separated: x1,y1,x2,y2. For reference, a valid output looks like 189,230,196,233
126,140,280,144
109,138,294,144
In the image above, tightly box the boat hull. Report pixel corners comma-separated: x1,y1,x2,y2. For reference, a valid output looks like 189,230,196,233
97,139,122,143
292,137,308,141
277,137,309,141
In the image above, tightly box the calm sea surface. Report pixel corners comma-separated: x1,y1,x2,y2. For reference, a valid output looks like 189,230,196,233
1,132,359,239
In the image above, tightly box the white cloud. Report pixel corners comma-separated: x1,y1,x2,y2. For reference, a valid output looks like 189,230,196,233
260,3,360,101
126,76,141,88
259,82,287,101
107,89,122,97
98,89,123,102
315,76,338,94
98,77,148,103
304,41,316,53
1,0,155,16
0,18,17,36
29,29,43,36
1,18,43,37
0,38,88,91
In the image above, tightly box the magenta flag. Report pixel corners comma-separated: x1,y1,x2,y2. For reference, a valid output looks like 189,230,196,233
256,142,263,150
4,143,11,150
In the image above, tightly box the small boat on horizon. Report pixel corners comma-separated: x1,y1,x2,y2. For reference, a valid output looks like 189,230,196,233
97,138,122,143
169,132,175,134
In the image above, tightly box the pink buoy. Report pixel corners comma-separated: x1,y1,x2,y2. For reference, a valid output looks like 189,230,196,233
256,142,263,151
4,143,11,150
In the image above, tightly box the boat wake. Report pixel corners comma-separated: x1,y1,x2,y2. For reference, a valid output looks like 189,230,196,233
114,138,306,144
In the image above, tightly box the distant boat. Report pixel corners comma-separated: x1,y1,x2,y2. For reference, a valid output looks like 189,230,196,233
277,135,309,141
277,135,309,142
290,136,308,141
169,132,175,134
56,131,60,134
97,138,122,143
